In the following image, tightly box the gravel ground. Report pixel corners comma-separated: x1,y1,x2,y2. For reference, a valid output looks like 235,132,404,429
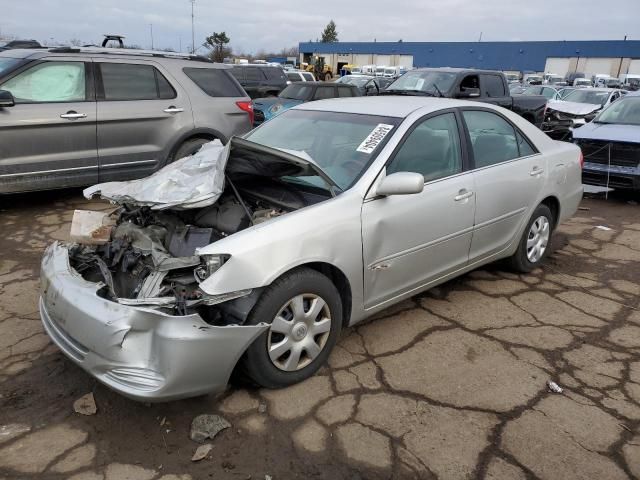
0,189,639,480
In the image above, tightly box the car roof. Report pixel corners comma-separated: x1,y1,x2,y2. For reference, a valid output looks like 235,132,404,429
294,96,475,118
411,67,504,75
0,47,216,65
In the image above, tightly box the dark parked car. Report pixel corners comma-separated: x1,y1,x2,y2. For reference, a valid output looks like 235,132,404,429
336,75,393,95
0,39,42,51
229,64,289,99
252,82,360,126
574,93,640,191
382,68,548,127
0,47,253,193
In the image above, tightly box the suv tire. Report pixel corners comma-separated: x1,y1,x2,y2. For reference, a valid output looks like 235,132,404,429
171,138,210,162
242,268,342,388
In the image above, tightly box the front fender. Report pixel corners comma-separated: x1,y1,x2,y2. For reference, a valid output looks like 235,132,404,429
196,192,364,314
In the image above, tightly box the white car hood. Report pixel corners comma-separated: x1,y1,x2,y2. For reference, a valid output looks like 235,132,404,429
547,100,601,116
84,140,230,210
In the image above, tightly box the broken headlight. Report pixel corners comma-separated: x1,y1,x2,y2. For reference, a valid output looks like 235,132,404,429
195,254,229,282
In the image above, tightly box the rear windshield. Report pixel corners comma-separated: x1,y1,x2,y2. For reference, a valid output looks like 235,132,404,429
183,67,245,97
279,84,312,100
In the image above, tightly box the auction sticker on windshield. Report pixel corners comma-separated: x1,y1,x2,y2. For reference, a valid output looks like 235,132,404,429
357,124,395,154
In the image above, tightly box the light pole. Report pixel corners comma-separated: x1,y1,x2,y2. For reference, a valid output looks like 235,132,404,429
149,24,154,50
190,0,196,54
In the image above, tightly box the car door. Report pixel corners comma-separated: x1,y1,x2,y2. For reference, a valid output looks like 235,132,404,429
479,73,512,108
462,108,544,261
95,60,194,182
0,57,97,192
361,111,475,308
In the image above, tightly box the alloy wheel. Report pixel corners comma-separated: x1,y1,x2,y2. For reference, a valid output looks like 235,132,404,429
526,215,550,263
267,294,332,372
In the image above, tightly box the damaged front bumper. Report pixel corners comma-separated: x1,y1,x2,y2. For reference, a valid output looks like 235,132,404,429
40,242,268,402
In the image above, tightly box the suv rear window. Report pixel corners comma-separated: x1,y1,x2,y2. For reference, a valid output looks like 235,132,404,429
183,67,245,97
98,63,176,101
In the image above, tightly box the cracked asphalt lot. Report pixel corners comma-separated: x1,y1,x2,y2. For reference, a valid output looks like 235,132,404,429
0,189,639,480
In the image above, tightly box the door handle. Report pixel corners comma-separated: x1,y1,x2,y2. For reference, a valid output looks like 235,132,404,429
454,189,474,201
163,106,184,113
60,112,87,120
530,167,544,176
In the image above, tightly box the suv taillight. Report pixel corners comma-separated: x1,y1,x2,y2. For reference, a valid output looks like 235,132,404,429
236,101,254,126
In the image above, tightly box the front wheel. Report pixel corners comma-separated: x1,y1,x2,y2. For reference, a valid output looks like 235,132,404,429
242,268,342,388
507,204,554,273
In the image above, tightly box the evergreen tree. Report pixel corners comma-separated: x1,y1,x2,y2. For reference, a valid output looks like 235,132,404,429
321,20,338,43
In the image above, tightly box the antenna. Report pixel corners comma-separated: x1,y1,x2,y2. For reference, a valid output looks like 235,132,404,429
190,0,196,54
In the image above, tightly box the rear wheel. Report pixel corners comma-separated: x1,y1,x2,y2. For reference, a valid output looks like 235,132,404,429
242,268,342,388
171,138,210,162
507,204,554,273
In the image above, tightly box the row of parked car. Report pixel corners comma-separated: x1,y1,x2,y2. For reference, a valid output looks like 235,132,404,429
1,45,638,195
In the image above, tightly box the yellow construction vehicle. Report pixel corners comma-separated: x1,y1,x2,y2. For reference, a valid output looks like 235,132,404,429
303,56,333,81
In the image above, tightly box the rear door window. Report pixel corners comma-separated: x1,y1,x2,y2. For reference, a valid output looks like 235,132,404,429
1,61,86,103
482,75,506,97
463,110,520,168
245,68,265,82
183,67,245,97
98,63,176,100
263,67,286,81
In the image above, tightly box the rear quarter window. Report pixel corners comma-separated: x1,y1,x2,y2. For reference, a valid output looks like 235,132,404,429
183,67,245,97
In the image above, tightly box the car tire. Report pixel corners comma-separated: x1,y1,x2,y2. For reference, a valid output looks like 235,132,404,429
241,268,342,389
507,204,554,273
171,138,210,162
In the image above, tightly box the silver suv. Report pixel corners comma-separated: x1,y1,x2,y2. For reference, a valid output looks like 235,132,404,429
0,47,253,193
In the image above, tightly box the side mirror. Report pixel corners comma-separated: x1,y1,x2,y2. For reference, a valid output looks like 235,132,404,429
457,87,480,98
376,172,424,197
0,90,15,108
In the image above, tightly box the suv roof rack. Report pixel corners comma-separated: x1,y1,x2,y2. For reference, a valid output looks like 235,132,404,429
47,46,212,63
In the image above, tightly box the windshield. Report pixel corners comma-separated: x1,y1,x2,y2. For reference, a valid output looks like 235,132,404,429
337,76,372,87
245,109,401,190
563,89,610,105
387,70,457,94
595,97,640,126
0,57,25,76
278,84,311,101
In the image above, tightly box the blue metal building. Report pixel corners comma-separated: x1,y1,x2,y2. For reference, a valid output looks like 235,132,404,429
298,40,640,72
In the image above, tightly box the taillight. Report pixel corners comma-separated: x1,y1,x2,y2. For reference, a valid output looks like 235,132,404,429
236,101,254,126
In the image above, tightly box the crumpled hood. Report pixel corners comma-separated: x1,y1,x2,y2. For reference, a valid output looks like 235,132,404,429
84,140,229,210
547,100,602,116
573,122,640,143
84,138,339,210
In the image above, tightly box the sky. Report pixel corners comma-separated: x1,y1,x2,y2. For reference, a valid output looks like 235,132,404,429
1,0,639,54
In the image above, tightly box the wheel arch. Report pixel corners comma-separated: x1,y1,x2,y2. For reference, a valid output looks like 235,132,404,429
270,262,353,329
540,195,561,229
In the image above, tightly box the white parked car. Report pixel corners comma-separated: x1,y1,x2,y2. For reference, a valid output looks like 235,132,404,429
285,70,316,83
40,97,583,401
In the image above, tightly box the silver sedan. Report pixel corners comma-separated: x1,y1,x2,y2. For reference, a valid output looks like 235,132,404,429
40,97,583,401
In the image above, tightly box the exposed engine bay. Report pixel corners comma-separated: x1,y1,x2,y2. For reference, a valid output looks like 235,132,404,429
68,138,334,323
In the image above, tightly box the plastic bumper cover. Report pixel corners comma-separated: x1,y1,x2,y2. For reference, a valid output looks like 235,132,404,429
39,242,268,402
